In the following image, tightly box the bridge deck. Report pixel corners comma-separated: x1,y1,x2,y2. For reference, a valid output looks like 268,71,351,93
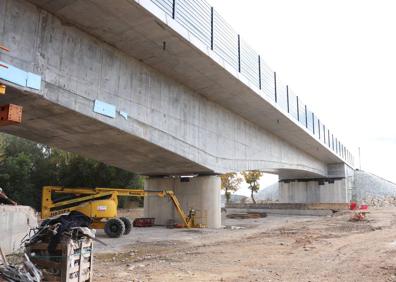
26,0,354,167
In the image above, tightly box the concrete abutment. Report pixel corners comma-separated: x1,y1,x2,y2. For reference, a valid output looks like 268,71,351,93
0,205,38,255
279,178,352,203
144,175,221,228
278,164,354,203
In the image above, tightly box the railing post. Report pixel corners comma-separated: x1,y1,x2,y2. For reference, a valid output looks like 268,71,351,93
286,85,290,113
312,112,315,134
210,7,214,50
258,55,261,90
328,130,330,147
274,72,277,102
172,0,176,19
237,35,241,72
304,105,308,127
296,96,300,121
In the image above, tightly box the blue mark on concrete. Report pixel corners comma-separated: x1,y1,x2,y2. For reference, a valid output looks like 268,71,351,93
0,62,27,86
27,72,41,90
94,100,116,118
0,61,41,90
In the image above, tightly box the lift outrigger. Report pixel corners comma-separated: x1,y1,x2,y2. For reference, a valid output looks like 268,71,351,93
41,186,199,238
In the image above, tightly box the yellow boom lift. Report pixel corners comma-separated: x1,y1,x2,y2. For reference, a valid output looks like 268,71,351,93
41,186,198,238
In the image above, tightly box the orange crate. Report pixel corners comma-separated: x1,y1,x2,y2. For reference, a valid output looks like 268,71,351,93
0,104,23,125
0,84,5,95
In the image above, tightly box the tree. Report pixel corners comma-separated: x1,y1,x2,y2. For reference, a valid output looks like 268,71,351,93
0,135,54,208
0,133,143,210
241,170,263,204
220,173,242,204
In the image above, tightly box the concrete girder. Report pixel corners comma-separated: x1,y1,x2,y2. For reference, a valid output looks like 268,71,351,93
0,0,340,179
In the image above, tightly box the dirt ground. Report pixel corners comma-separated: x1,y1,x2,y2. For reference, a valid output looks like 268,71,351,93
94,208,396,282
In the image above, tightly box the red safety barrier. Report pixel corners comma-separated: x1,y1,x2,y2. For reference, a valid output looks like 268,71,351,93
133,217,155,227
349,202,357,210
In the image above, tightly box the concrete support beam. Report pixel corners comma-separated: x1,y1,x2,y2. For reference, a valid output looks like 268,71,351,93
144,176,221,228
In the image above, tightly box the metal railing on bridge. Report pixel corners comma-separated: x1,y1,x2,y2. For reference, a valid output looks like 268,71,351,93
150,0,354,166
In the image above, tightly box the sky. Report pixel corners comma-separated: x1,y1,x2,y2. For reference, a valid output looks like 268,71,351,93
207,0,396,194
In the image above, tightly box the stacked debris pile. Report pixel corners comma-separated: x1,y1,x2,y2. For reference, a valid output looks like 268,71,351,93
22,211,95,281
0,251,42,282
1,211,97,282
226,212,267,219
362,195,396,208
23,211,93,255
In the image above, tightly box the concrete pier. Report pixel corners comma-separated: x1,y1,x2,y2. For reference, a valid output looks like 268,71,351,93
279,179,350,203
144,176,221,228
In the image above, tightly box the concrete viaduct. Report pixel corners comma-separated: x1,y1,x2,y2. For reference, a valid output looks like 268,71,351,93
0,0,354,227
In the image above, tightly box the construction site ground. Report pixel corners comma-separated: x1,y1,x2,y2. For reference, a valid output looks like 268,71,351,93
94,208,396,281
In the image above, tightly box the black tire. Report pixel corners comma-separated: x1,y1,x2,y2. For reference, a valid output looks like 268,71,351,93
104,218,125,238
120,217,132,235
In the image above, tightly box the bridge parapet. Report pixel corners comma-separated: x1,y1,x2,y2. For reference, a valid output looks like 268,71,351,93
147,0,354,166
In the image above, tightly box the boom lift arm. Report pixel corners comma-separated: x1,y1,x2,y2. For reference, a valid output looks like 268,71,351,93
41,186,196,229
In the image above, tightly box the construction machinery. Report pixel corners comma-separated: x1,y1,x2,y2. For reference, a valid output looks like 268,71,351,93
41,186,199,238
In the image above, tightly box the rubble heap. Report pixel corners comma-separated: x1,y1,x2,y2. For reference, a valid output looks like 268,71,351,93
1,211,97,282
361,195,396,208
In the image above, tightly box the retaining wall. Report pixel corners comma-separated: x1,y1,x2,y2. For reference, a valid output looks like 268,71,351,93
0,205,38,255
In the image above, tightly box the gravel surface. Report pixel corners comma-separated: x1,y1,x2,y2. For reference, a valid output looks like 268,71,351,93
94,208,396,281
